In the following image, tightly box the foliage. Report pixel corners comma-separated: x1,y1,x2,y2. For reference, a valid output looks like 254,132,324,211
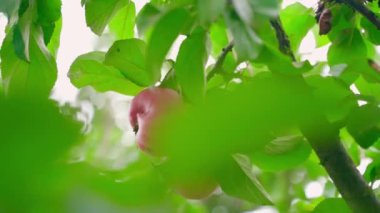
2,0,380,212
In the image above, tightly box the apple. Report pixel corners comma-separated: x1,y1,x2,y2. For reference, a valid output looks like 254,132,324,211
129,87,218,199
129,87,182,153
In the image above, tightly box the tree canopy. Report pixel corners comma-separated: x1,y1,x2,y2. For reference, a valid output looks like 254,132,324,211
1,0,380,212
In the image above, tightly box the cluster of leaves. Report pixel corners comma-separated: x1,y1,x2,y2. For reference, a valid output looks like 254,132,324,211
2,0,380,212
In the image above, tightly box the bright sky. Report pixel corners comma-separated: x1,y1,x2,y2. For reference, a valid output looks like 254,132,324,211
0,0,320,103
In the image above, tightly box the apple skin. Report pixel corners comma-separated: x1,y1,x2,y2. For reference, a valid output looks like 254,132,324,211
129,87,182,153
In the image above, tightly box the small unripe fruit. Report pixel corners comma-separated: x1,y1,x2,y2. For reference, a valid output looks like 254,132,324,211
129,87,181,153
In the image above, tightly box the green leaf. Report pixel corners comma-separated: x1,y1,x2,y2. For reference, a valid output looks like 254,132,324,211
347,104,380,148
248,0,279,17
175,28,208,103
68,51,142,95
219,154,273,205
210,19,229,56
280,3,315,51
306,76,356,125
0,98,81,212
364,160,380,183
196,0,226,26
355,76,380,101
109,1,135,40
35,0,62,46
135,3,161,37
361,17,380,45
12,4,35,61
1,29,57,98
36,0,61,25
327,28,371,84
312,198,350,213
250,135,312,171
104,39,150,86
225,8,262,62
254,45,312,74
231,0,253,24
47,18,62,58
146,8,191,83
84,0,128,35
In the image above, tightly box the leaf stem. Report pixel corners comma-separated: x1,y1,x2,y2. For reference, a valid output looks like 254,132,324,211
207,42,234,81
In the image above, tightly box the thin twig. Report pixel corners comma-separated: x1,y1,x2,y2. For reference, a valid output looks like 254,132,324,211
270,17,296,61
343,0,380,29
207,42,234,81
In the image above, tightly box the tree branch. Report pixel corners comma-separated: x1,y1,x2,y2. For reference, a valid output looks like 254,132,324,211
207,42,234,81
270,17,296,61
300,114,380,213
342,0,380,29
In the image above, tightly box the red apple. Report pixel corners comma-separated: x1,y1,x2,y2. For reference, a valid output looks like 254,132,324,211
129,87,218,199
129,87,182,153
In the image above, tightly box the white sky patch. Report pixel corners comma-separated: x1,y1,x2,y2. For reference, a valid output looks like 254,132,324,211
51,0,97,103
282,0,319,9
358,158,372,174
0,14,6,44
244,207,279,213
305,180,325,199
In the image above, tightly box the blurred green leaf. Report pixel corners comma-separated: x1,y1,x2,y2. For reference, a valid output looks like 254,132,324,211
135,3,161,37
248,0,279,17
68,51,142,95
305,76,356,125
105,39,151,86
67,162,169,208
146,8,192,83
109,1,136,40
347,104,380,148
175,28,208,103
231,0,253,24
312,198,350,213
0,98,81,212
254,45,312,74
250,135,312,171
156,73,310,187
85,0,128,35
196,0,226,26
219,154,273,205
225,8,262,62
